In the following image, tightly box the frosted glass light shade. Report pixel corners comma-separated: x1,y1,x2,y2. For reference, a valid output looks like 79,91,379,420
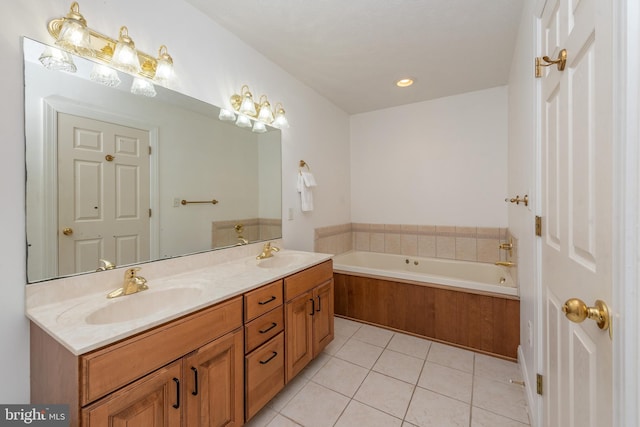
257,103,274,123
239,93,256,116
39,46,77,73
235,115,252,128
90,64,121,87
218,109,236,121
153,46,174,86
56,18,94,57
130,78,156,97
252,121,267,133
272,112,289,129
111,27,141,74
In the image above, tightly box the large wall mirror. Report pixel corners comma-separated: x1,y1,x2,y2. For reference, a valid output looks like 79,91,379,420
24,37,282,283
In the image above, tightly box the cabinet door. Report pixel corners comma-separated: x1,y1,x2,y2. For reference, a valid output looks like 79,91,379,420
82,360,182,427
313,279,334,357
184,329,244,427
245,332,285,420
285,291,314,382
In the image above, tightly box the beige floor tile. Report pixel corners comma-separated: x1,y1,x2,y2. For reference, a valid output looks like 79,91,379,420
267,374,309,411
351,323,394,347
311,357,369,397
405,387,471,427
474,353,523,384
265,414,303,427
322,334,348,355
335,400,403,427
299,352,331,380
245,406,278,427
472,377,529,424
334,317,362,338
418,361,473,403
471,407,530,426
354,371,415,419
427,342,474,373
281,382,350,427
335,337,384,369
373,349,425,384
387,333,432,359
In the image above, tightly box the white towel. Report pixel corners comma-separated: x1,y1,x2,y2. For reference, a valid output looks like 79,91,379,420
297,171,317,212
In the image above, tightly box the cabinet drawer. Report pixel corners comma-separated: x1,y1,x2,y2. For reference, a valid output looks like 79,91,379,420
244,280,283,321
245,332,285,420
284,260,333,300
80,296,242,405
245,307,284,353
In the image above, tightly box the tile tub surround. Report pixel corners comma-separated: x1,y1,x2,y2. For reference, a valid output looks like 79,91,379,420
245,317,530,427
26,241,332,355
212,218,282,248
314,223,510,264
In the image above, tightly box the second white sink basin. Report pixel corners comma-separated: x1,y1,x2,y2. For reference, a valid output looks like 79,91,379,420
85,287,203,325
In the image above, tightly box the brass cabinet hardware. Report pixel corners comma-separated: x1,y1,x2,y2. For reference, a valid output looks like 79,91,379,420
505,194,529,207
180,199,219,205
499,238,514,257
96,259,115,271
105,154,115,161
536,48,567,77
62,227,73,236
562,298,612,339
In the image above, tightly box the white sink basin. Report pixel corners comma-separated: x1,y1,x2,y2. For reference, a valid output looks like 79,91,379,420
85,287,202,325
254,253,308,269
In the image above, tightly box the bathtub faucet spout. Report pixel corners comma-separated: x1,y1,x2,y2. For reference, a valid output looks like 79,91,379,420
495,261,516,267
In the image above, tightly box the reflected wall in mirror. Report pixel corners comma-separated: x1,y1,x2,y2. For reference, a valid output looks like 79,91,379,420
24,37,282,283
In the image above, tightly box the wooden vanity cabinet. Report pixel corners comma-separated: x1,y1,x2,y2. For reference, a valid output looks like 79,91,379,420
284,260,334,382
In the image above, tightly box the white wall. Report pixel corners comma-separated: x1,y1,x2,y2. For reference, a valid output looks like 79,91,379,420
0,0,350,402
507,0,540,423
350,86,508,227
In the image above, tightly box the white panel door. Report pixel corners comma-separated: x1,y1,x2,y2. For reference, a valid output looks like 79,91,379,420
539,0,613,426
57,113,150,275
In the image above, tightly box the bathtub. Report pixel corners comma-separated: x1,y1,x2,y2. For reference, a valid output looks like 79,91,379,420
332,251,517,297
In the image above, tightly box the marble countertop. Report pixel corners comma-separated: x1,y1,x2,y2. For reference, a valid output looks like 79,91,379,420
26,247,332,356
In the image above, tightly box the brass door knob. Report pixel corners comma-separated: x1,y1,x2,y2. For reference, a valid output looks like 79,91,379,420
62,227,73,236
562,298,610,331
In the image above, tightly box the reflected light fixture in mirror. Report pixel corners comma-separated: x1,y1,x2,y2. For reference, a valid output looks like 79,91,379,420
228,84,289,130
90,63,121,87
130,77,157,97
39,46,77,72
218,108,236,121
252,121,267,133
235,114,252,128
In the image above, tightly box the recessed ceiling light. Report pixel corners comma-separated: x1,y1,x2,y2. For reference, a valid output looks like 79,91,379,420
396,78,414,87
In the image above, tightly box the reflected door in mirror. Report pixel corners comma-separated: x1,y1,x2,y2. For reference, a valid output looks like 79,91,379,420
57,113,150,275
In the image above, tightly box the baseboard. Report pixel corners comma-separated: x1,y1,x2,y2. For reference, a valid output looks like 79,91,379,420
518,345,537,426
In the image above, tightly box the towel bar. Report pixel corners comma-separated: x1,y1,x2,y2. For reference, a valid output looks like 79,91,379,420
181,199,219,205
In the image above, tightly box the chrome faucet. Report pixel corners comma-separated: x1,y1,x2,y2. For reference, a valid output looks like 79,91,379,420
256,242,280,260
107,267,148,299
495,261,516,267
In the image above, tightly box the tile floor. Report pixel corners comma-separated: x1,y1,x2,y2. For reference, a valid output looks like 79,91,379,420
246,317,531,427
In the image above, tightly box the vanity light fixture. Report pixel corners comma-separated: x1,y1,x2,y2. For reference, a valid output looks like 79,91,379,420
235,114,252,128
252,121,267,133
228,84,290,130
47,2,176,87
130,77,157,97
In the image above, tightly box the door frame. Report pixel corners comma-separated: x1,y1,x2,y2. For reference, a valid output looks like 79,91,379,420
532,0,639,425
39,96,159,278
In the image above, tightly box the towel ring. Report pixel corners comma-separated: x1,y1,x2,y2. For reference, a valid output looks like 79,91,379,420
299,160,310,174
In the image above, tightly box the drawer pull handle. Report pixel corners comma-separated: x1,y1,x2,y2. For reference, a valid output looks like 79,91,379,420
258,296,277,305
191,367,199,396
259,351,278,365
172,377,180,409
259,322,278,334
310,298,315,316
316,296,321,312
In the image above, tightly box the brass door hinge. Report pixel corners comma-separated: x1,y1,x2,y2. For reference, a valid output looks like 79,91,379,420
535,216,542,237
536,373,543,395
148,146,152,155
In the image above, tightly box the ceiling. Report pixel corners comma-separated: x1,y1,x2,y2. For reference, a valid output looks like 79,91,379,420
185,0,524,114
